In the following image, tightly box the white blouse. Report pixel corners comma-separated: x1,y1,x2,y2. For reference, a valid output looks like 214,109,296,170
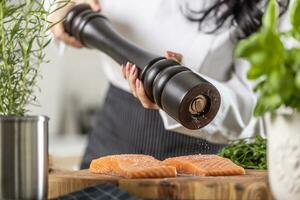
96,0,263,144
60,0,270,143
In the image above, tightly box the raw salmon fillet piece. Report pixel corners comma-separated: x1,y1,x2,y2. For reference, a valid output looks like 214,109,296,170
163,154,245,176
90,154,177,178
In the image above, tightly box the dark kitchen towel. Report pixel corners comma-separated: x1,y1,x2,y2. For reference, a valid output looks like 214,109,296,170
53,183,139,200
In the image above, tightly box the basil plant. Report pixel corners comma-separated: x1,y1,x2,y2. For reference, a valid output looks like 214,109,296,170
236,0,300,116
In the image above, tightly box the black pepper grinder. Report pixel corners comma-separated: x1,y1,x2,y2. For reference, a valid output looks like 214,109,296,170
64,4,221,130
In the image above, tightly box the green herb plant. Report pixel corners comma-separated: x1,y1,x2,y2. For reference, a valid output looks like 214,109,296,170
0,0,69,116
0,0,51,116
219,135,267,169
236,0,300,116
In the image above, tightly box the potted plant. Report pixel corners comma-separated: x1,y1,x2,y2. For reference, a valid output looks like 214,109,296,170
0,0,51,199
236,0,300,199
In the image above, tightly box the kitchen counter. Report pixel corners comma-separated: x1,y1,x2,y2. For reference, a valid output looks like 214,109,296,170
49,169,272,200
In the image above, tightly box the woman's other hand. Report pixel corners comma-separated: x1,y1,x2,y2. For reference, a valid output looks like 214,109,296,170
48,0,101,48
122,51,183,109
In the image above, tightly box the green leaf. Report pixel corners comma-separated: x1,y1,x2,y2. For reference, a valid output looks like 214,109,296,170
262,0,279,31
254,80,267,92
254,93,282,117
235,34,261,58
268,70,282,91
296,71,300,89
290,29,300,42
285,48,300,70
278,70,294,99
236,29,284,80
290,0,300,32
249,51,269,67
247,65,266,79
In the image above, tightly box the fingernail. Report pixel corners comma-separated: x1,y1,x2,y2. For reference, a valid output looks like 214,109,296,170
131,64,136,74
95,5,101,11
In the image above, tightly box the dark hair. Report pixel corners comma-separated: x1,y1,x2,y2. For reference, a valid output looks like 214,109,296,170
181,0,290,38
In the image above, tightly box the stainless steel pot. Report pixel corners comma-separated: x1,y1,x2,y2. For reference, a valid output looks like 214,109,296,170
0,116,49,200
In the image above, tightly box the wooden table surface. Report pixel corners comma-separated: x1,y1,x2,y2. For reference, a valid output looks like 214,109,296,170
49,169,272,200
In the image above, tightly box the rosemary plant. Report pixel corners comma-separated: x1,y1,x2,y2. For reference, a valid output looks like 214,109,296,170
0,0,51,116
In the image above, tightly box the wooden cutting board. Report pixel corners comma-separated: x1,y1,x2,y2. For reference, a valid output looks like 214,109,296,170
49,170,272,200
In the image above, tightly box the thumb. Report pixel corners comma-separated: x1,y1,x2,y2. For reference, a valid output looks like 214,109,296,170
88,0,101,11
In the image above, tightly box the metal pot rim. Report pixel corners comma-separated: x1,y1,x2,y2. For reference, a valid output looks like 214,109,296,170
0,115,49,121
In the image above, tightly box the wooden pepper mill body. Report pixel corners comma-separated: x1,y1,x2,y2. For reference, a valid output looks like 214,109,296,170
64,4,221,129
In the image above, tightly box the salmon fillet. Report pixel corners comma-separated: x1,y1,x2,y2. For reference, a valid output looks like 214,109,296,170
90,154,177,178
163,154,245,176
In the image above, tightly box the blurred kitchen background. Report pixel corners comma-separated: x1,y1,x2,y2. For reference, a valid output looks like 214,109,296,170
28,43,110,170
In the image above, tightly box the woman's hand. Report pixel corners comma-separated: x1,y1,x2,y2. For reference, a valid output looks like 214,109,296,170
123,51,183,109
48,0,101,48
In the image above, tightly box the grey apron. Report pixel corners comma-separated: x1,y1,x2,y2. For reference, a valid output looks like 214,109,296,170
81,84,226,169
